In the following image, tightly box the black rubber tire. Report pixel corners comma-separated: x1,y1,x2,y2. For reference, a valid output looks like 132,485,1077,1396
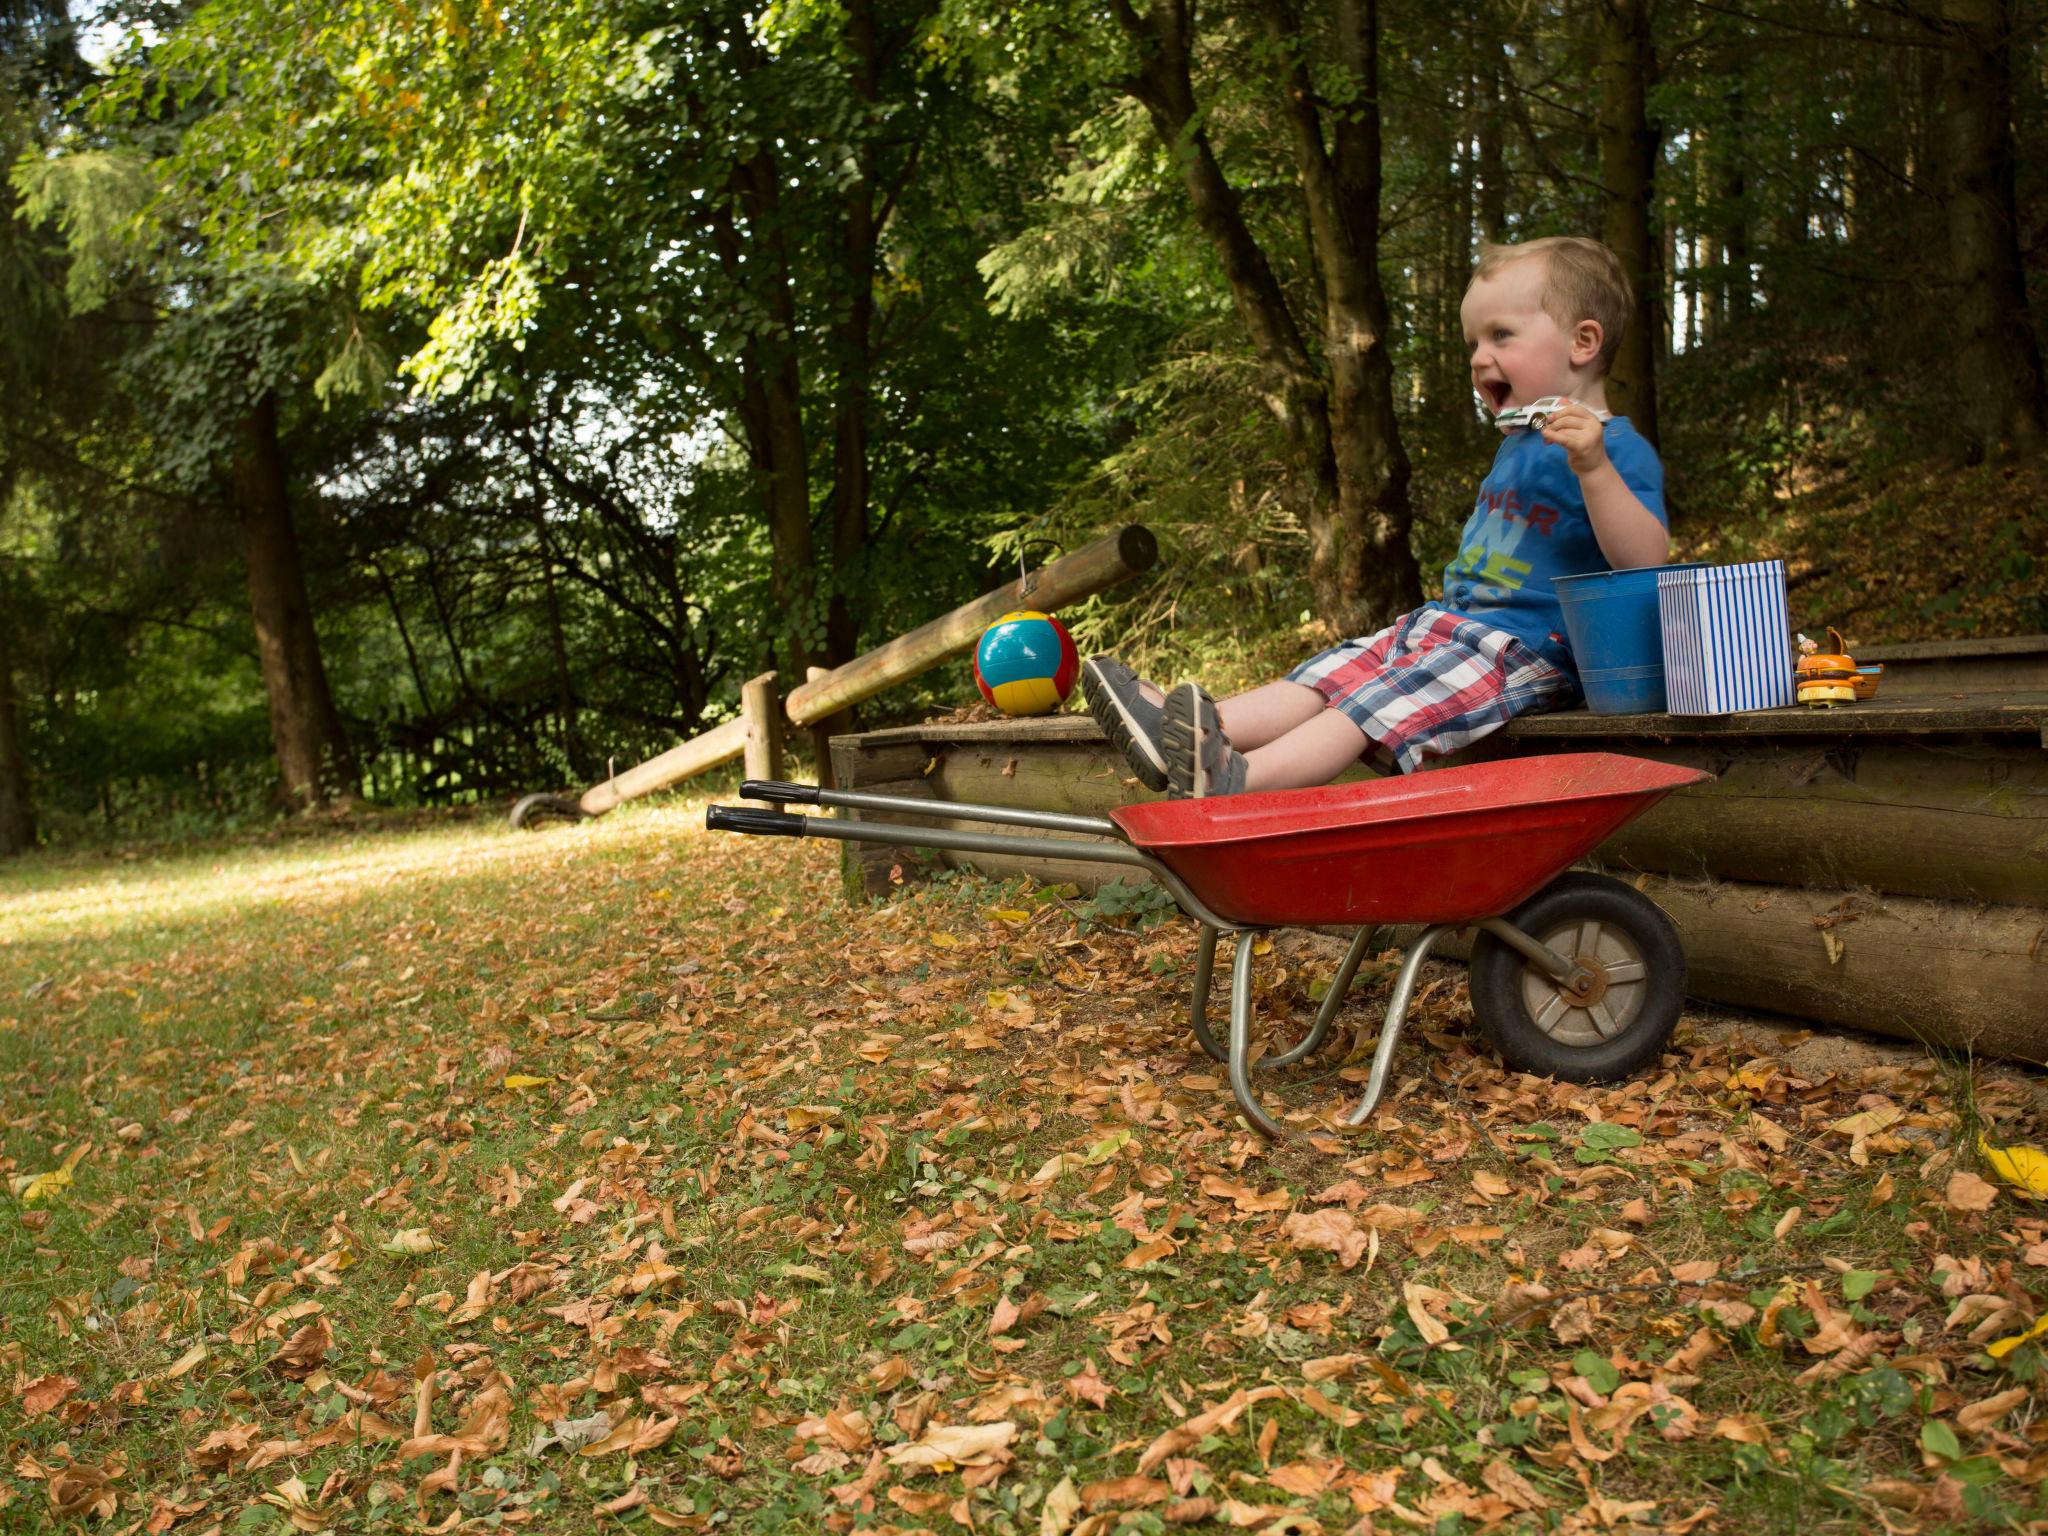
509,792,591,830
1468,871,1685,1083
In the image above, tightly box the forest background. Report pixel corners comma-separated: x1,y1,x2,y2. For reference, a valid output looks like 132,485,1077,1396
2,0,2044,850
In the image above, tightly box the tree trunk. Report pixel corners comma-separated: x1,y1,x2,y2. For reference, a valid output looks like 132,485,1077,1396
1596,0,1662,444
1477,45,1507,242
1936,0,2047,460
1720,73,1749,325
235,391,355,811
0,606,34,856
1113,0,1420,633
1305,0,1422,627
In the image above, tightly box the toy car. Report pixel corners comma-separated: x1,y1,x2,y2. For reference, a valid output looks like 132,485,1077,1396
1487,394,1572,433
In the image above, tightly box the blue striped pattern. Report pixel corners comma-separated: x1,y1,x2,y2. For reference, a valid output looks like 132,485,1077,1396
1656,561,1795,714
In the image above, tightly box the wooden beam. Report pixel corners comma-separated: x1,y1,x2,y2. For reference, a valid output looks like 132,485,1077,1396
578,716,748,816
784,525,1157,727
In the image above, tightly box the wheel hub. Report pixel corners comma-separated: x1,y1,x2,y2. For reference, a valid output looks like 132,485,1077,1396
1520,919,1649,1047
1559,956,1611,1008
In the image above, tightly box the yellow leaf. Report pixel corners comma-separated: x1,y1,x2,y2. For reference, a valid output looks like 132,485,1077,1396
15,1143,90,1206
503,1075,549,1091
1985,1313,2048,1360
1979,1136,2048,1197
928,931,961,949
1828,1106,1903,1138
985,909,1030,924
381,1228,441,1255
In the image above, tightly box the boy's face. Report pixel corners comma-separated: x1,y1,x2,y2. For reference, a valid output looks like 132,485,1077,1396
1461,257,1599,412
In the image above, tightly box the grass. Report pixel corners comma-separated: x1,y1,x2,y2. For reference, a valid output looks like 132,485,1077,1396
3,802,2047,1534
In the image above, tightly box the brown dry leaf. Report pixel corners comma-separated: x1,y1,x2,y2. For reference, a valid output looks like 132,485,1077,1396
1040,1475,1082,1536
1297,1385,1364,1427
1481,1458,1549,1511
1402,1284,1453,1347
1301,1354,1366,1383
269,1318,332,1381
1266,1461,1334,1497
19,1374,78,1417
1280,1209,1367,1269
1200,1176,1294,1214
1712,1415,1770,1444
1956,1386,2029,1434
48,1460,121,1520
1470,1169,1514,1200
578,1414,680,1458
884,1420,1016,1472
1549,1297,1599,1344
1081,1475,1172,1509
1135,1387,1285,1474
1121,1237,1176,1270
1066,1364,1113,1408
1946,1172,1998,1212
189,1422,262,1473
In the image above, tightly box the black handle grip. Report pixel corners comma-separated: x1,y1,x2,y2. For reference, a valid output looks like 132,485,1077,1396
706,805,808,837
740,780,819,805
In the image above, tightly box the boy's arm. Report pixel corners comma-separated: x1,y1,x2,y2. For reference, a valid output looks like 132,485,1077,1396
1543,402,1671,569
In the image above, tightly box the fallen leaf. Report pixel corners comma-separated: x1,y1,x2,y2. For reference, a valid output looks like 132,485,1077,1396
1945,1172,1998,1213
1281,1209,1368,1269
885,1420,1016,1472
20,1374,78,1417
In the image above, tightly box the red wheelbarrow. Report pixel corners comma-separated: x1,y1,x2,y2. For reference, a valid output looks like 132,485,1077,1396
707,752,1711,1138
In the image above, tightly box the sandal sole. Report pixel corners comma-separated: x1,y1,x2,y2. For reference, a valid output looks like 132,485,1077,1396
1082,660,1169,791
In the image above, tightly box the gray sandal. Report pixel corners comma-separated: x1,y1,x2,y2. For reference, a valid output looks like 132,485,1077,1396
1081,656,1169,791
1163,683,1248,799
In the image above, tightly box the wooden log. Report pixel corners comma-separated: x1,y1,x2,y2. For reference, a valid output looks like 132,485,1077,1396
784,525,1158,727
829,738,950,899
741,671,782,800
1460,737,2048,906
1629,874,2047,1063
578,716,748,816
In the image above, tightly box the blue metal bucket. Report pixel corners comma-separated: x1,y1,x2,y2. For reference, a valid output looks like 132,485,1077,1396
1554,564,1705,715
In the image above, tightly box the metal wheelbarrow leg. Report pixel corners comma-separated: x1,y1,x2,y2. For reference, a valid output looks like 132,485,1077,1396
713,783,1332,1133
709,769,1686,1139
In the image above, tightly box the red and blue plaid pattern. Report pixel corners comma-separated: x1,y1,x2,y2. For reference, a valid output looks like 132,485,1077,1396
1288,609,1576,774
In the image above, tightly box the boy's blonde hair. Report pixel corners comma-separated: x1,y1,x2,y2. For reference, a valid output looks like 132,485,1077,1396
1470,237,1633,374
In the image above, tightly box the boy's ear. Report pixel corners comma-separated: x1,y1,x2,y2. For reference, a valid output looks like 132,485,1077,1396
1571,320,1604,368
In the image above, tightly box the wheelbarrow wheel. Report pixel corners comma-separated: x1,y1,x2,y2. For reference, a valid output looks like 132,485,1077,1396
1468,872,1684,1083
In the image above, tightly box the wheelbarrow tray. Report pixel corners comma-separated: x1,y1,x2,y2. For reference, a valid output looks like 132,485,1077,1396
1108,752,1709,927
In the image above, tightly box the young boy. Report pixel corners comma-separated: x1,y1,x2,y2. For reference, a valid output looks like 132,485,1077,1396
1085,236,1670,798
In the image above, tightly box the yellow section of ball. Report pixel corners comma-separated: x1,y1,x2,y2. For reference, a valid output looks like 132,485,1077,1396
989,676,1064,716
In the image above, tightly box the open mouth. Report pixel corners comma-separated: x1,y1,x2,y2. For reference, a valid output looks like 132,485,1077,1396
1481,380,1512,411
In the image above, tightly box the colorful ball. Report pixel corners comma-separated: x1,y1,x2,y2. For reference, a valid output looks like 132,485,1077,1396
973,610,1078,716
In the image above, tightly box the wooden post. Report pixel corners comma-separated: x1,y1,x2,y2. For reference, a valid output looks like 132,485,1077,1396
784,525,1157,727
741,671,782,801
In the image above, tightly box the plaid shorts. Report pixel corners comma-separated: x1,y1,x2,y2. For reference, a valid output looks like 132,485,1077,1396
1286,608,1577,774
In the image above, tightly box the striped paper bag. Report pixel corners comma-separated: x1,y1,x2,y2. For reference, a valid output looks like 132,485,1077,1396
1656,560,1796,714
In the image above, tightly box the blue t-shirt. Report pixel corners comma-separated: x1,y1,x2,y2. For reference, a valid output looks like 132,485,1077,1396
1428,417,1666,676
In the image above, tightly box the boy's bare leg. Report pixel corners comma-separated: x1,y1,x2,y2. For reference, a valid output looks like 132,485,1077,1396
1240,709,1370,792
1130,679,1321,752
1213,681,1325,751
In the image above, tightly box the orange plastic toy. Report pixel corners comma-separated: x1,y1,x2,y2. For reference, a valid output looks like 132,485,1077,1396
1795,627,1883,707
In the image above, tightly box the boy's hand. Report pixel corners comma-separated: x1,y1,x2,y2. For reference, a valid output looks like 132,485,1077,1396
1541,400,1608,476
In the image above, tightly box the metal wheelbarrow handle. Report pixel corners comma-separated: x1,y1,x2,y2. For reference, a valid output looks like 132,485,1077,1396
740,780,819,805
706,805,808,836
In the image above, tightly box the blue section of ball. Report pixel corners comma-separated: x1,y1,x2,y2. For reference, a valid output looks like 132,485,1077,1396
977,618,1065,687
